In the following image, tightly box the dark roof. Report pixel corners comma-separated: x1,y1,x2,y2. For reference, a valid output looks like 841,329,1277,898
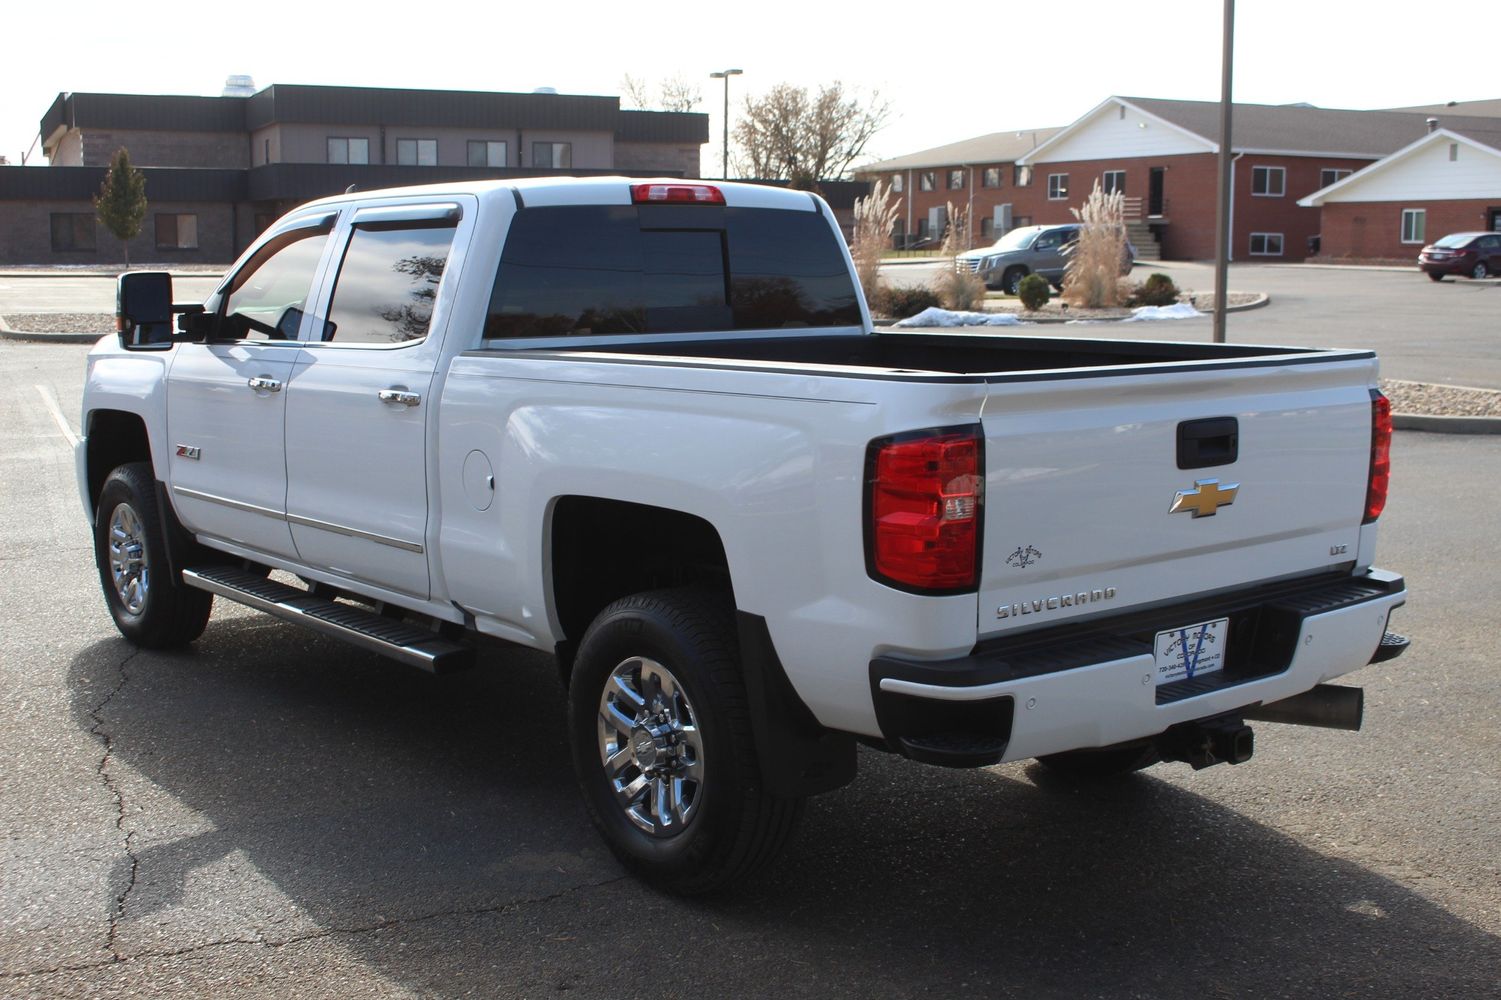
1122,96,1501,156
40,85,708,147
0,165,247,201
1386,98,1501,118
859,128,1064,172
41,92,247,141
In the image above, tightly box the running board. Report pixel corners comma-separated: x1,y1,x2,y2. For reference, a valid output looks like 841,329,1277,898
181,566,474,674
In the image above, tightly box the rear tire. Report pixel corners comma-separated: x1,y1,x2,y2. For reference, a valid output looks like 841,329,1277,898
93,462,213,648
1473,262,1490,280
1037,742,1160,780
1427,271,1445,282
567,589,803,894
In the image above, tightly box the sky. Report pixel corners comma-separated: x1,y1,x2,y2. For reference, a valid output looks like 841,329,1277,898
4,0,1496,174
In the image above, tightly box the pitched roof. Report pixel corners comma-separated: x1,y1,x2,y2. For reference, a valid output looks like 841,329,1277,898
1386,98,1501,118
857,127,1064,173
1298,128,1501,206
1119,96,1501,157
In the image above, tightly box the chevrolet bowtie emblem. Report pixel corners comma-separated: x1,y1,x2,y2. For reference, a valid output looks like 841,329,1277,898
1170,478,1239,518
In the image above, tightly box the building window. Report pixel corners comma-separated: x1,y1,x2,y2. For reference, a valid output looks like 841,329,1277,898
1449,143,1458,162
1401,209,1426,244
1249,232,1284,256
263,138,270,165
1047,173,1069,200
916,218,930,238
468,140,508,168
891,173,903,193
919,171,935,192
154,213,199,250
1014,165,1032,187
1319,168,1351,188
1251,166,1285,197
947,169,965,190
1103,170,1126,195
982,167,1001,188
980,217,994,240
1013,215,1032,228
397,138,438,166
532,142,572,168
327,137,370,165
49,213,96,252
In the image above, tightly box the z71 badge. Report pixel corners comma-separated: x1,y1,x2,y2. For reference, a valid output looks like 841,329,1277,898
174,444,201,461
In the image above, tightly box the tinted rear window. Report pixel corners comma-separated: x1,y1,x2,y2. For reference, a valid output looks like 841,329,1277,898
484,204,861,338
1433,233,1476,248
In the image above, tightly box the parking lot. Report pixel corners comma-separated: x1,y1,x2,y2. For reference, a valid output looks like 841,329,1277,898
2,268,1500,998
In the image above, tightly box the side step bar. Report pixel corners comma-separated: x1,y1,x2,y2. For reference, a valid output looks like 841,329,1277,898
182,566,474,673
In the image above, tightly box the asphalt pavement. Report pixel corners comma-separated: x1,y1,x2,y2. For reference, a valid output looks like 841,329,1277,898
1,338,1497,998
882,259,1501,390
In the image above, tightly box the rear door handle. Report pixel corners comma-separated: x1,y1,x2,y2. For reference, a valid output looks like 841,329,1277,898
247,376,282,393
377,389,422,407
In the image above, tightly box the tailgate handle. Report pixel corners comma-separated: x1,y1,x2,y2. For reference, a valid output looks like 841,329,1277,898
1178,417,1238,469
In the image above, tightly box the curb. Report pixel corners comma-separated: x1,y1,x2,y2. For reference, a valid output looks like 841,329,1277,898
0,316,106,345
1392,413,1501,435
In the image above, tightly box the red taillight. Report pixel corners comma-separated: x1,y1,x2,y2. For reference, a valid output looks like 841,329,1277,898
630,183,725,205
1364,390,1392,523
867,428,983,592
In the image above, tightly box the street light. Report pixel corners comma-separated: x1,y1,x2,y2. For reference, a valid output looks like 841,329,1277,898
709,68,742,180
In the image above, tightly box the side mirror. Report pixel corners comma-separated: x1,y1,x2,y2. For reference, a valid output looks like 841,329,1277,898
116,272,174,350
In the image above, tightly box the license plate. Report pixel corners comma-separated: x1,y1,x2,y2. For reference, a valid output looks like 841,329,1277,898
1154,618,1229,685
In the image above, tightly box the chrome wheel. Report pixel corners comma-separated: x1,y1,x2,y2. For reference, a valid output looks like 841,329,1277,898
107,502,149,616
1474,262,1490,280
597,656,705,837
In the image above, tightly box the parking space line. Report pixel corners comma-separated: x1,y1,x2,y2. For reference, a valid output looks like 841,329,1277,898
34,384,80,448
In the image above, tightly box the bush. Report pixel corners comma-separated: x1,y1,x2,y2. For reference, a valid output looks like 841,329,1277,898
871,284,941,318
1130,273,1181,307
851,179,899,303
1061,181,1127,309
1018,273,1050,311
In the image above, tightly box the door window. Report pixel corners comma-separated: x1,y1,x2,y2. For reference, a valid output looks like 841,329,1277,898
322,221,460,344
219,223,333,341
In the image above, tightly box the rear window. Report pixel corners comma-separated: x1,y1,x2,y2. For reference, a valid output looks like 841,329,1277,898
1433,233,1476,248
484,204,861,338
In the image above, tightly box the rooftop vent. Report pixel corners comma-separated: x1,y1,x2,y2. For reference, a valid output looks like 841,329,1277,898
222,75,256,98
532,87,559,95
1427,117,1440,132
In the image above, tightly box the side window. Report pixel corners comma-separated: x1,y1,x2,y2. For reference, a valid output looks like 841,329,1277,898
1035,229,1062,250
322,222,458,344
219,225,332,341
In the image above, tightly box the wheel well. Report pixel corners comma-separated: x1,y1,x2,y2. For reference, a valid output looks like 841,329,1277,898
550,497,732,652
86,410,152,514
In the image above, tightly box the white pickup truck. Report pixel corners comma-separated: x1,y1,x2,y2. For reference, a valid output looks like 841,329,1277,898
80,177,1408,893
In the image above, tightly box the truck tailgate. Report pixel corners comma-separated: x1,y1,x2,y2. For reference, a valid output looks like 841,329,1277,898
978,356,1377,638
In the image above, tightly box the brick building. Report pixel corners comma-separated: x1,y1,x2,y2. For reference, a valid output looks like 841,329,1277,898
859,96,1501,262
0,84,708,264
1299,126,1501,261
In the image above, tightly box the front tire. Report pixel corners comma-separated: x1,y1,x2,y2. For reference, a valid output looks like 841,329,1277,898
1002,267,1027,296
93,462,213,648
567,589,803,894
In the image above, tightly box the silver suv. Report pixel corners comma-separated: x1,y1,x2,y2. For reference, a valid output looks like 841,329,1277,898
956,224,1136,294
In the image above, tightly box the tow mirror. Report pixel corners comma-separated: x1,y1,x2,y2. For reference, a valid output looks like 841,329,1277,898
116,272,208,350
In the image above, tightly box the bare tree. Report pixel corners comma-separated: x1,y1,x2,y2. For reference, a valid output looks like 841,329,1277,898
620,74,702,113
733,81,892,182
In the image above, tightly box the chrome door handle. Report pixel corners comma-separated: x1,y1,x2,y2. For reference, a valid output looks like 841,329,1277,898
247,376,282,392
377,389,422,407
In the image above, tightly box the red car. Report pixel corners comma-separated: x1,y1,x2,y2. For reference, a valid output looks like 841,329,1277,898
1418,231,1501,281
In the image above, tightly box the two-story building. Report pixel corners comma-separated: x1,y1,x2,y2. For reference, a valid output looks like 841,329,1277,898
0,83,708,264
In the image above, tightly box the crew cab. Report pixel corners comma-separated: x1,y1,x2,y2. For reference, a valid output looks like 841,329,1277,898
80,177,1409,893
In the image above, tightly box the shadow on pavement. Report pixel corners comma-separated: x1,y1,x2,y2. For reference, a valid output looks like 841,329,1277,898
69,617,1499,999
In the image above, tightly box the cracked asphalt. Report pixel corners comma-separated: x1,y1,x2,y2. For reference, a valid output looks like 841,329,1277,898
3,337,1499,999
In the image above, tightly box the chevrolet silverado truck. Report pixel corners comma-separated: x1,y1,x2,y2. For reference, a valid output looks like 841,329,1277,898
80,177,1409,893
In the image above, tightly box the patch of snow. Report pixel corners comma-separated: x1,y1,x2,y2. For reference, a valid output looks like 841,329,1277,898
893,308,1022,328
1123,303,1201,322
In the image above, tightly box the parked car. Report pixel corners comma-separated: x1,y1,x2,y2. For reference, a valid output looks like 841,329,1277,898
955,224,1137,294
1418,231,1501,281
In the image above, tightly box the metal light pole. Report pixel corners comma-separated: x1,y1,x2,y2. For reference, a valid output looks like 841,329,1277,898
1212,0,1234,343
709,68,742,179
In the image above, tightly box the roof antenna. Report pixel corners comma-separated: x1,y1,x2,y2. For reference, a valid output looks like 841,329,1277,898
345,184,358,193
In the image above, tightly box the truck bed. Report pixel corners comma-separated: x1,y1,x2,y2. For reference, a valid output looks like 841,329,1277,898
514,331,1340,378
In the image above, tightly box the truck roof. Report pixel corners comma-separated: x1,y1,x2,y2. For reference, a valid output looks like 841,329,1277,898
298,176,825,214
